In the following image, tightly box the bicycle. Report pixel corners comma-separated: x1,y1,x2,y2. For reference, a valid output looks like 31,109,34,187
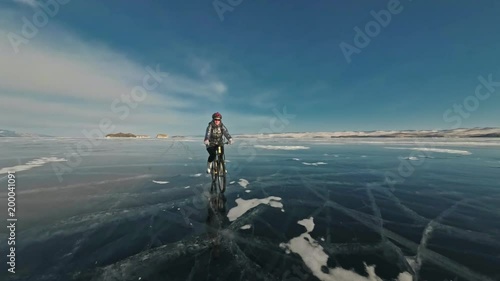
209,141,229,199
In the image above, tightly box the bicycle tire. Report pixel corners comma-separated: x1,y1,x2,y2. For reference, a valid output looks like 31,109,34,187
209,145,227,212
219,160,226,193
214,157,221,193
210,160,218,190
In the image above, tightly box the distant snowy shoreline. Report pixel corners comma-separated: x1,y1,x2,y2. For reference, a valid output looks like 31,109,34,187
234,127,500,139
2,127,499,139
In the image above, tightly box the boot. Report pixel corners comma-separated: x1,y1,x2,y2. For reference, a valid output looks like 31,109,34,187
206,161,212,174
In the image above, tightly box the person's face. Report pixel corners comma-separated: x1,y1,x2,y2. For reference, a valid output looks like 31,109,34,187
214,119,221,125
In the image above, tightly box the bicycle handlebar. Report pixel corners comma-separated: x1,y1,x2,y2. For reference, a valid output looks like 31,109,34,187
205,140,231,147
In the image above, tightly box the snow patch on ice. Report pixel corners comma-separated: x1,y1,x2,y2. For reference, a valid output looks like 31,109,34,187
255,145,310,150
227,196,283,222
302,162,327,166
0,157,67,175
152,180,169,184
403,156,419,161
298,217,315,232
238,179,249,188
385,147,472,155
240,224,252,230
279,217,413,281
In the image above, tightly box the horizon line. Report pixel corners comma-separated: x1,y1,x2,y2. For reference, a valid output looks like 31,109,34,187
2,126,499,138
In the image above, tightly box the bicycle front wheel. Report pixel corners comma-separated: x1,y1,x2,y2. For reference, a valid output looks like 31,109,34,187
217,159,226,193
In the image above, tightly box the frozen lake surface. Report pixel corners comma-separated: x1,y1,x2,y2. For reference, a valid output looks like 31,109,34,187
0,137,499,281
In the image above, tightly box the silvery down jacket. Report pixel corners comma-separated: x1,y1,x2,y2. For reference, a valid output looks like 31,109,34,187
204,121,232,146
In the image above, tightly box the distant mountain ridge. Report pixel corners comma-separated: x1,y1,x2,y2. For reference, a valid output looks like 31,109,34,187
0,129,53,137
236,127,500,138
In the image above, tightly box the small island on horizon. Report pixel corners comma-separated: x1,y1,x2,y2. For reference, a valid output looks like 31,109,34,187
105,133,170,139
105,132,137,138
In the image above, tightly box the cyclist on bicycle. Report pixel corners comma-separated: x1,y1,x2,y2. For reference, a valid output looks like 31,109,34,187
204,112,233,173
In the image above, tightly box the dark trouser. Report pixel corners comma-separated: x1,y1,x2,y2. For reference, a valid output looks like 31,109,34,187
207,145,224,162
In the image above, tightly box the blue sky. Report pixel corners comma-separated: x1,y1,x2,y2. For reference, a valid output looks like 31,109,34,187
1,0,499,137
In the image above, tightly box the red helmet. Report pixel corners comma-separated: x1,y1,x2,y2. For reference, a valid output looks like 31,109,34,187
212,112,222,120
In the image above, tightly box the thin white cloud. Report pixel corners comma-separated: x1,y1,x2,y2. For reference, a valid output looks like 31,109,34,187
0,41,144,103
160,73,227,99
0,8,276,136
0,10,227,103
0,97,176,130
0,93,274,136
0,91,192,116
0,95,114,118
